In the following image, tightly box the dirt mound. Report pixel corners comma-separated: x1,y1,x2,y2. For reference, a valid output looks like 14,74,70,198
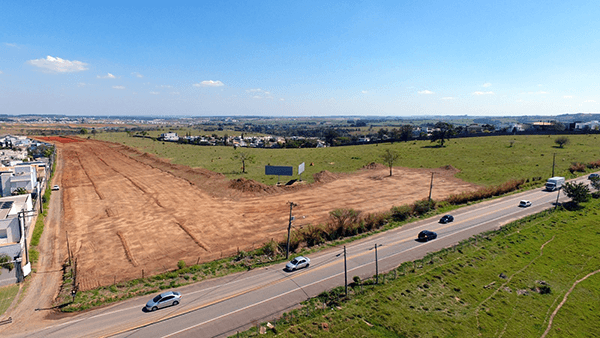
363,162,386,170
439,164,460,173
229,177,277,193
313,170,338,183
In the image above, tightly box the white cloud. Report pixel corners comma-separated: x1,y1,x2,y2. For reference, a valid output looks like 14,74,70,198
441,97,454,100
112,86,125,90
194,80,224,87
280,98,285,101
77,82,86,87
564,95,573,99
482,82,492,87
150,91,159,95
131,72,143,78
5,43,18,48
97,73,116,79
472,91,494,95
0,70,3,74
158,85,172,88
246,88,263,93
584,99,596,103
362,90,368,94
171,91,180,95
252,95,262,99
522,91,547,95
27,55,88,73
418,90,434,94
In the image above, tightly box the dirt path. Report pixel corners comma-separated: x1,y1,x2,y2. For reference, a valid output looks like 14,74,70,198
0,149,65,335
541,269,600,338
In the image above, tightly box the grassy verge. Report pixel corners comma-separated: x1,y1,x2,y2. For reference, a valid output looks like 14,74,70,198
29,153,56,264
95,133,600,186
0,284,19,317
235,198,600,337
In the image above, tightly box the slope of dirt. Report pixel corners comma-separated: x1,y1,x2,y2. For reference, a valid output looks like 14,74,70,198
33,137,480,290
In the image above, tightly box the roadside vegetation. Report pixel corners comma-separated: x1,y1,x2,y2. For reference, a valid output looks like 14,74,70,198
236,197,600,337
29,149,56,264
95,133,600,186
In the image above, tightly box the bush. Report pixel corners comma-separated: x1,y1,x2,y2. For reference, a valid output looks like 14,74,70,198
177,260,186,270
412,199,436,215
260,239,280,256
391,204,412,221
302,224,326,247
569,162,587,173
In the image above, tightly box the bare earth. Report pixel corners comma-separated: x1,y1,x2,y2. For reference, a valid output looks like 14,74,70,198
41,137,479,290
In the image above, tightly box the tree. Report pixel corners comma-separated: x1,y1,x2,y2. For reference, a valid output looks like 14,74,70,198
590,176,600,196
555,136,569,148
398,125,413,142
80,128,88,135
381,149,400,176
233,152,255,173
0,254,14,271
12,187,28,195
430,122,455,147
562,182,590,206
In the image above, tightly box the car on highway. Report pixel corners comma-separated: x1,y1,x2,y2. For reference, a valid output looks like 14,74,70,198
145,291,182,311
52,185,60,191
417,230,437,242
439,215,454,224
519,200,532,207
285,256,310,271
589,173,599,180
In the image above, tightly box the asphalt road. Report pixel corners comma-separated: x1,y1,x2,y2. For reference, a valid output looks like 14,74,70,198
7,175,596,338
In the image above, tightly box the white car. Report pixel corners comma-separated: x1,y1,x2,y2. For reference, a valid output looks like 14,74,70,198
52,185,60,191
519,200,532,207
145,291,182,311
285,256,310,271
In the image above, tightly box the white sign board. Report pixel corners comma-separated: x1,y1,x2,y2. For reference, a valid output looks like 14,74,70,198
298,162,305,175
23,262,31,277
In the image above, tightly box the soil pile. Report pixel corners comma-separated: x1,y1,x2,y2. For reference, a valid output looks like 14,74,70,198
229,177,277,193
313,170,338,183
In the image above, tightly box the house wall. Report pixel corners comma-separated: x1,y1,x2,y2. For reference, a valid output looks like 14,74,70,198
0,218,20,245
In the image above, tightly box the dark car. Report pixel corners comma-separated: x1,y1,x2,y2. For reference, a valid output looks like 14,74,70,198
589,173,599,180
439,215,454,224
418,230,437,242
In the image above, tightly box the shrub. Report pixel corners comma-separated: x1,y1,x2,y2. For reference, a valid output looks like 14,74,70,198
412,199,436,215
391,204,412,221
260,239,280,256
177,260,186,270
302,224,326,247
569,162,586,173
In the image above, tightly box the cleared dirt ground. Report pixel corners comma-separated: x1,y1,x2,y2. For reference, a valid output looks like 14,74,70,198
40,137,480,290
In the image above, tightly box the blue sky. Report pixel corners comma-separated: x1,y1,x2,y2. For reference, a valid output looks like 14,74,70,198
1,1,598,117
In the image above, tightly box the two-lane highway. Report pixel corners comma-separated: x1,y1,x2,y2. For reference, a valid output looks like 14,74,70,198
8,175,596,338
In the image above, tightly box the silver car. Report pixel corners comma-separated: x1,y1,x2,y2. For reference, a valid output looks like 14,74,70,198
285,256,310,271
145,291,182,311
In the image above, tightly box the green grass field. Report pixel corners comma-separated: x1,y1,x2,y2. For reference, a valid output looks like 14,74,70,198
0,284,19,317
95,132,600,186
241,198,600,337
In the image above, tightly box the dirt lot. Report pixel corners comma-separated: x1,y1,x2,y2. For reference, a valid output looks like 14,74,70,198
39,137,479,290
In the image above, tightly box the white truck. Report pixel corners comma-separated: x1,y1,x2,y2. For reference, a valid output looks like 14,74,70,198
545,177,565,191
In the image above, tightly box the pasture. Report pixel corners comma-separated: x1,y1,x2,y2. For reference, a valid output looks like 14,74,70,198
95,132,600,186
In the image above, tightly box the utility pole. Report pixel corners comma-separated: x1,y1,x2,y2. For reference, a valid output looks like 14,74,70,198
552,153,556,177
344,246,348,296
428,172,434,201
375,243,379,284
555,187,561,210
285,202,297,259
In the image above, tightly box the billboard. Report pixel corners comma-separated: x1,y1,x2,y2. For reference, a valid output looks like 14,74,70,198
265,165,293,176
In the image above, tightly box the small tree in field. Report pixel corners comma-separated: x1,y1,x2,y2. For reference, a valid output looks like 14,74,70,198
232,152,255,173
381,149,400,176
555,136,570,148
562,182,590,207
